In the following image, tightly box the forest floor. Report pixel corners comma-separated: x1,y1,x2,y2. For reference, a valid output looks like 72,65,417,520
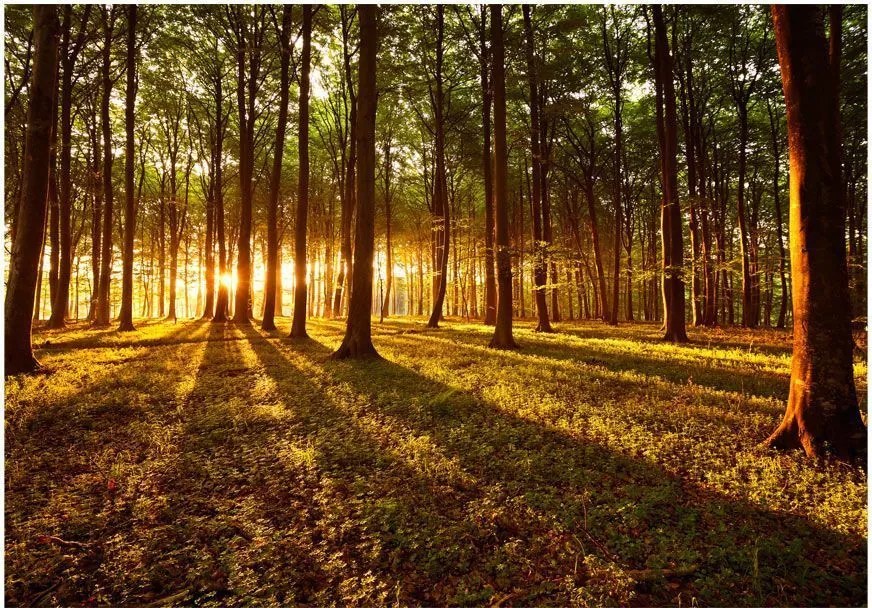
5,317,867,607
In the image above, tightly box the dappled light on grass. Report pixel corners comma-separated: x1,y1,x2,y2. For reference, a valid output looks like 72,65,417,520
5,319,866,606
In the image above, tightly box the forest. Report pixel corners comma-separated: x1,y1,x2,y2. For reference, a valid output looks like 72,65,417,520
4,4,868,606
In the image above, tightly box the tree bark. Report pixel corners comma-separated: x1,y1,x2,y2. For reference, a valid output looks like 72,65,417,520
488,5,517,350
332,5,379,359
427,6,450,329
765,5,865,461
5,5,59,375
263,6,293,331
290,5,312,338
479,6,496,326
118,5,137,331
95,7,115,327
523,5,553,333
653,6,688,343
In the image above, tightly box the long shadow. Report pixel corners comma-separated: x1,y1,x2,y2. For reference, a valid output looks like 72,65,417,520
5,321,213,606
306,334,866,605
394,322,795,402
254,326,864,606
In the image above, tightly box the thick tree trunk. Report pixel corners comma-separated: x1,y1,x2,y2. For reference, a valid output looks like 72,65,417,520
118,5,137,331
5,6,59,375
653,6,688,343
765,6,865,461
290,6,312,338
332,5,379,359
489,5,517,350
264,6,293,331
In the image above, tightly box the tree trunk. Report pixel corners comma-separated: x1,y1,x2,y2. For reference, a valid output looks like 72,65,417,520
290,5,312,338
489,5,517,350
653,5,688,343
765,5,865,461
427,6,450,329
332,4,379,359
264,6,293,331
95,7,114,327
523,5,553,333
212,70,229,322
5,5,59,375
479,6,496,326
118,5,137,331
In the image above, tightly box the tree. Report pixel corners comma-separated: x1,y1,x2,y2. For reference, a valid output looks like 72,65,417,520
5,6,60,375
290,5,313,338
262,5,293,332
94,6,118,327
652,5,687,343
426,6,450,329
523,4,553,333
118,5,138,331
331,4,379,360
765,5,865,460
47,5,91,329
478,5,496,326
488,4,517,350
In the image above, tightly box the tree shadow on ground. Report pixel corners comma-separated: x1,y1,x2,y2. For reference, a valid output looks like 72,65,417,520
257,325,865,606
6,321,866,607
387,321,795,402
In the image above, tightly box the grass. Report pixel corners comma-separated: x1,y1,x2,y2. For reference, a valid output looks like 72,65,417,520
5,317,867,606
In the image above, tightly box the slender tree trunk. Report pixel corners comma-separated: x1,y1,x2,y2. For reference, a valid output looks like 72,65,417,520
479,6,496,326
332,5,379,359
264,6,293,331
654,5,687,343
489,5,517,350
6,5,59,375
427,6,450,329
95,8,115,327
212,72,229,322
522,5,553,333
290,6,312,338
765,5,865,461
118,5,137,331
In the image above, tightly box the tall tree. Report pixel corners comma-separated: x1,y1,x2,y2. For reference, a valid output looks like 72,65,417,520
523,4,553,333
478,5,496,326
426,6,450,328
765,6,866,460
331,5,379,359
118,5,138,331
47,5,91,329
262,5,293,331
488,4,517,350
290,5,313,338
653,5,687,343
94,6,117,327
5,6,60,374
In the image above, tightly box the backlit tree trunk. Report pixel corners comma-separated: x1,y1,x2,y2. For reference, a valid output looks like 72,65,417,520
489,4,517,350
118,5,137,331
95,7,115,327
332,5,379,359
263,5,292,332
5,5,59,375
765,5,865,461
290,5,312,338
